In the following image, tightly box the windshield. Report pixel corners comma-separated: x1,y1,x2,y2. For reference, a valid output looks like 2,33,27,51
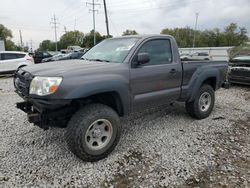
82,38,140,63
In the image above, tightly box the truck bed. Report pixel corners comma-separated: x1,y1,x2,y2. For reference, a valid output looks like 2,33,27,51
180,60,228,100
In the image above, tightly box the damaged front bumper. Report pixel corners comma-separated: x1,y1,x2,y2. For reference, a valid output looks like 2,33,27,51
16,99,76,130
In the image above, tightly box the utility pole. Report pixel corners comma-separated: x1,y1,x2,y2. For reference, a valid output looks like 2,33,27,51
29,39,33,53
50,14,59,51
86,0,100,46
63,26,67,34
19,30,23,50
74,18,77,31
103,0,110,37
192,12,199,49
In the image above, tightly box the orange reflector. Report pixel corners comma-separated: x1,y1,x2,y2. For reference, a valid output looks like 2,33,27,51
49,85,58,93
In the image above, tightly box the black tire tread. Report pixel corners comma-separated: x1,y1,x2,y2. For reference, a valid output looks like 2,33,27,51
186,84,215,119
65,103,121,162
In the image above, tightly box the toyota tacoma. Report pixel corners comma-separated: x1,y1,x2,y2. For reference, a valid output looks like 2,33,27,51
14,35,229,161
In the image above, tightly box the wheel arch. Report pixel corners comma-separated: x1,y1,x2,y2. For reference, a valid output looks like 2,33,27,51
188,69,219,102
74,91,127,117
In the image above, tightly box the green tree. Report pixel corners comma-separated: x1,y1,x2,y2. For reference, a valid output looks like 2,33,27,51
122,29,138,36
224,23,238,46
238,27,248,45
160,23,249,47
0,24,12,40
82,30,107,48
38,40,55,51
161,27,194,47
59,30,84,49
0,24,18,50
5,40,16,50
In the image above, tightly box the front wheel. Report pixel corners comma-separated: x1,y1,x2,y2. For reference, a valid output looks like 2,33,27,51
65,104,121,161
186,84,215,119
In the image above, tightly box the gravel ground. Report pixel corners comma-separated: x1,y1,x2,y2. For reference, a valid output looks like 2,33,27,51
0,77,249,188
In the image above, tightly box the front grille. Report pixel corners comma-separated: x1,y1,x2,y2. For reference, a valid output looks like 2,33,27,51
230,69,250,77
14,69,33,97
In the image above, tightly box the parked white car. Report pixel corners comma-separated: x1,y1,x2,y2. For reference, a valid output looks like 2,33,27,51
0,51,34,74
190,52,211,60
180,52,212,61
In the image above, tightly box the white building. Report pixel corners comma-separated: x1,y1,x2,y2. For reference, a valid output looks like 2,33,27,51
179,46,233,61
0,40,5,51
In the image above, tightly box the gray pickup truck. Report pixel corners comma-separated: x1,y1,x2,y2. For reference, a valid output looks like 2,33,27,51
14,35,229,161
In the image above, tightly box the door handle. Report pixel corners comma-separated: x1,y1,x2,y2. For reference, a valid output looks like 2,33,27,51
169,69,177,74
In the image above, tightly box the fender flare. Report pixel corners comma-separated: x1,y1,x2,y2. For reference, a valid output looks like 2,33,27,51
188,68,220,102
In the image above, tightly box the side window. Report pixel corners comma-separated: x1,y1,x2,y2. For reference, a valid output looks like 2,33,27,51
0,54,2,60
199,53,208,56
43,52,49,56
2,53,17,60
16,54,25,58
137,39,172,65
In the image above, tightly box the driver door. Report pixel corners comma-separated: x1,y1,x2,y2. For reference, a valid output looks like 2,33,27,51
130,38,182,112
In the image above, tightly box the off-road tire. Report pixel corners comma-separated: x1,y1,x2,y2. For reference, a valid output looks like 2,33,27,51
186,84,215,119
66,103,121,161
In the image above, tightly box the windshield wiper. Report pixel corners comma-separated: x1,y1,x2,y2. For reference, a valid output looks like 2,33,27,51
88,58,111,62
81,58,113,63
81,58,91,61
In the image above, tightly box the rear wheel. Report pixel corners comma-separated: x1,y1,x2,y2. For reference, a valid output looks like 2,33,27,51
186,84,215,119
65,103,121,161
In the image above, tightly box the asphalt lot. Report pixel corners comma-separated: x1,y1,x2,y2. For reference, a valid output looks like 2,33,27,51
0,77,249,187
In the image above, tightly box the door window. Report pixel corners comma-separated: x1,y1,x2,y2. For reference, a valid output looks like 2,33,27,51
136,39,172,65
16,54,25,58
2,53,19,60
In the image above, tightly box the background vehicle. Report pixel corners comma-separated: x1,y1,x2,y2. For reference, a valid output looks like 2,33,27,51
180,53,191,60
41,53,67,63
0,51,34,74
14,35,228,161
42,51,86,63
228,55,250,85
181,52,211,61
191,52,211,60
53,51,85,61
33,51,53,64
67,45,83,52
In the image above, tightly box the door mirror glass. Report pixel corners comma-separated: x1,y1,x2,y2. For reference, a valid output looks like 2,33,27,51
137,52,150,65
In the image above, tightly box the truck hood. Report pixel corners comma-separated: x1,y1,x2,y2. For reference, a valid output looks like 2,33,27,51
22,59,122,77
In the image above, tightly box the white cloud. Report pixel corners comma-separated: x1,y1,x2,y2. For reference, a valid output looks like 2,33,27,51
0,0,249,49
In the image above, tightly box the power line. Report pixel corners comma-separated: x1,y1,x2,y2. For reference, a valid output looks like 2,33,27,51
86,0,100,46
50,14,60,51
109,0,202,13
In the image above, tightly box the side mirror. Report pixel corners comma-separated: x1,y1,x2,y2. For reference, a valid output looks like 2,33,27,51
131,53,150,68
137,53,150,64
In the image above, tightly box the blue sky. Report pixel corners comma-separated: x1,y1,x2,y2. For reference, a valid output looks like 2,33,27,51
0,0,249,49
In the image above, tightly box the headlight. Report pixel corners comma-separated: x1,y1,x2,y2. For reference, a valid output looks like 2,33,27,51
29,76,62,96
